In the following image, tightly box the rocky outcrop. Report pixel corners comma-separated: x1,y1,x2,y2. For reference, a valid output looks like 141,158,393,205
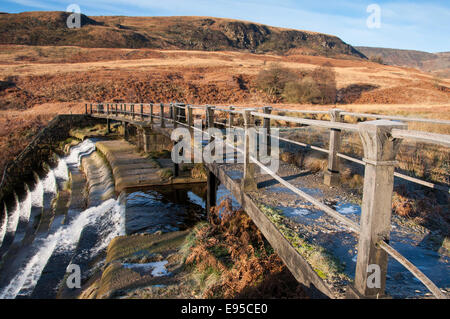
0,12,366,58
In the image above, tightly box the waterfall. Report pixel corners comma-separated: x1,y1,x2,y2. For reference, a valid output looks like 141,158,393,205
65,139,96,167
0,138,121,299
31,173,44,208
54,157,69,182
88,193,126,258
42,167,57,195
0,202,7,247
5,193,20,237
0,198,124,299
19,184,32,224
12,185,33,244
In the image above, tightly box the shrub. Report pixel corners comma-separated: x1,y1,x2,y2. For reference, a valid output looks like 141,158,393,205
282,76,321,104
369,55,384,64
311,63,337,104
255,63,298,102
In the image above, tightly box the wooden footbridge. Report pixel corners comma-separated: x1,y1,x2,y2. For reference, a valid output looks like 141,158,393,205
87,102,450,299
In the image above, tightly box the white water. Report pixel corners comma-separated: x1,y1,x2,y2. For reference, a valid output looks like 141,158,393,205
42,168,57,195
65,139,96,167
0,198,124,299
0,202,7,247
0,139,118,298
12,185,33,244
54,157,69,182
87,197,126,258
30,174,44,208
18,185,32,224
123,261,169,277
5,193,20,236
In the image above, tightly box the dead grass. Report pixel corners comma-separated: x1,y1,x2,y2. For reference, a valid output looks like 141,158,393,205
183,198,308,298
392,185,449,234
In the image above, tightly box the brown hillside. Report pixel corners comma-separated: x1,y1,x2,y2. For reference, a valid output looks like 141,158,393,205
356,46,450,78
0,12,366,58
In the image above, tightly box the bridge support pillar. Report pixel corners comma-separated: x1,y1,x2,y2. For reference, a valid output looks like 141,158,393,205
206,169,217,215
123,121,128,140
324,109,342,186
173,163,179,178
142,127,152,153
349,120,406,299
136,127,144,151
242,109,257,192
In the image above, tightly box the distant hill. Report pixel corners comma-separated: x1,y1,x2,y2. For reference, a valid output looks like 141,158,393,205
356,46,450,78
0,11,366,58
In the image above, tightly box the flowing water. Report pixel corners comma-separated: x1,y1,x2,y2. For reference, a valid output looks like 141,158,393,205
0,139,207,299
0,203,7,247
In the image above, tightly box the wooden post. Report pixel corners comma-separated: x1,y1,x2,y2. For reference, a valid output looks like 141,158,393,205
262,106,272,157
96,103,100,113
350,120,406,299
160,103,165,128
206,105,215,130
324,109,342,186
150,103,154,124
132,104,135,120
90,103,92,114
169,103,173,123
173,104,178,128
85,103,88,114
186,105,193,129
206,169,217,215
124,103,127,116
242,109,257,192
228,106,235,129
140,103,144,120
106,103,110,115
178,103,186,124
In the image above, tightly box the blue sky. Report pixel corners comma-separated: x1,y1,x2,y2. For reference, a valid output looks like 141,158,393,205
1,0,449,52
